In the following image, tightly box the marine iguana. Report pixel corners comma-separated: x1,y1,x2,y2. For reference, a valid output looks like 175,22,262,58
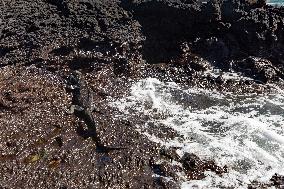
67,71,125,153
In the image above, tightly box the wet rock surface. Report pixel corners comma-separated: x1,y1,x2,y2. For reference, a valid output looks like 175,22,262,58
248,174,284,189
233,56,284,83
180,153,227,180
0,65,162,188
1,0,284,188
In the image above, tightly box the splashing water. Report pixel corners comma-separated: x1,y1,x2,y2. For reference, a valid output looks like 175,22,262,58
110,78,284,188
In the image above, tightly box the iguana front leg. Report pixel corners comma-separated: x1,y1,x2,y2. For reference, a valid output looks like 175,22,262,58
66,105,84,114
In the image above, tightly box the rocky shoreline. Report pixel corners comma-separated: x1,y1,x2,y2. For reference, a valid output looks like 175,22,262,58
1,0,284,188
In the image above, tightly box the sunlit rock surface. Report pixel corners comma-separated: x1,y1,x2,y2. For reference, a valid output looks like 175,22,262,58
1,0,284,188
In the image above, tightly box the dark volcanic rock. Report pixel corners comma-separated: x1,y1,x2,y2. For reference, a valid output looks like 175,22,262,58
0,0,141,70
160,147,180,162
233,56,284,83
113,58,131,77
180,153,227,180
0,65,170,188
122,0,284,80
121,0,201,63
248,174,284,189
1,0,284,188
2,0,284,81
270,174,284,188
192,37,230,64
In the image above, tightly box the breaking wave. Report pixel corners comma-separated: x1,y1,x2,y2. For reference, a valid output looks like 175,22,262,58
110,78,284,188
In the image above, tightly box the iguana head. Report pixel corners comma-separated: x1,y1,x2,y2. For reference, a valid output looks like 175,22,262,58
67,71,82,89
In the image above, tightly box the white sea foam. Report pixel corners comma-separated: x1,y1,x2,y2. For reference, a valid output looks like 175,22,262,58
110,78,284,188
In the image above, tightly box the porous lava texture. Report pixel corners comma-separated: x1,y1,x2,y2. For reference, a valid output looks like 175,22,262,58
1,0,284,188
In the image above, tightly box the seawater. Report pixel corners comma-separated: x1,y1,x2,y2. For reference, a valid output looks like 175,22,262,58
267,0,284,6
111,78,284,188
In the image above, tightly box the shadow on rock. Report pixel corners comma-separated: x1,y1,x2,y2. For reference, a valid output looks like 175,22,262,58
121,0,200,63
